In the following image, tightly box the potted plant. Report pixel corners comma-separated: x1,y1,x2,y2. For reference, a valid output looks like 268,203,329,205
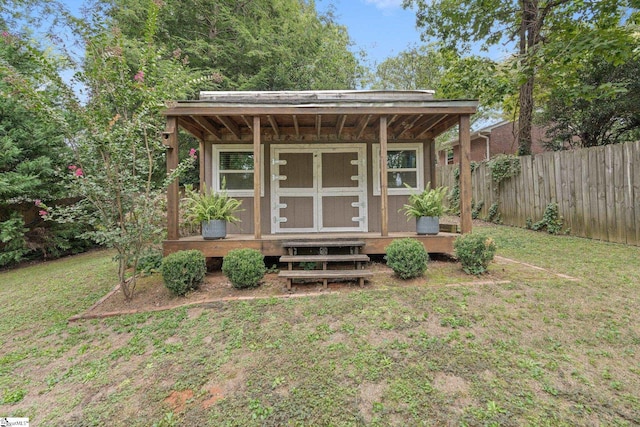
400,183,448,235
183,185,242,240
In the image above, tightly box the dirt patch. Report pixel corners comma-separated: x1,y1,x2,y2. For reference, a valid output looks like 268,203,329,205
70,256,563,320
201,385,224,409
164,389,194,413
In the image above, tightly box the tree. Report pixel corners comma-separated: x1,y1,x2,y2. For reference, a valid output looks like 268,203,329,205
101,0,364,90
0,29,86,266
541,54,640,149
403,0,638,155
371,44,446,90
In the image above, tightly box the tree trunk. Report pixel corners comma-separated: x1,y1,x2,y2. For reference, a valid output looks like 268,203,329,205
518,75,534,155
517,0,538,156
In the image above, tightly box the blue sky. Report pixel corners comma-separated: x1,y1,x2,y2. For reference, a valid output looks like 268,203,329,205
316,0,423,65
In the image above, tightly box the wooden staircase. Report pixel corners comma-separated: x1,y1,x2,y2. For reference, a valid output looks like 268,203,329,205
278,240,373,290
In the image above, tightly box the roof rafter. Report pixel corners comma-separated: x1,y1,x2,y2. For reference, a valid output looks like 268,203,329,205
215,115,241,139
191,116,221,139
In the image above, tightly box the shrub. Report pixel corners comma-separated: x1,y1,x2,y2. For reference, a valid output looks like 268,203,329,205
222,248,266,289
454,233,497,275
161,250,206,296
384,238,428,279
532,203,563,234
137,248,163,275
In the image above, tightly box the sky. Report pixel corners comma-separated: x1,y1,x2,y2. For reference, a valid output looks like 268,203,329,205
315,0,423,66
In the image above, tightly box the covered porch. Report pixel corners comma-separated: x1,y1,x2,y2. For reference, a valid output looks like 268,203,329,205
162,90,476,256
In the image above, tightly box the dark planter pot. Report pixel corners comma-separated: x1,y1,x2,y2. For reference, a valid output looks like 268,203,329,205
202,219,227,240
416,216,439,235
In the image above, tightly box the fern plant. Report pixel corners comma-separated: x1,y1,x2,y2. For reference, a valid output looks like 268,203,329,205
182,185,243,224
400,183,448,218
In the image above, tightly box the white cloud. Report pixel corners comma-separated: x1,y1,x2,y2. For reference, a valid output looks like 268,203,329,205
363,0,404,10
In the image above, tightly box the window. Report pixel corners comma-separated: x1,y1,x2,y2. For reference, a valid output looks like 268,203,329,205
373,143,424,195
446,148,454,165
212,144,264,197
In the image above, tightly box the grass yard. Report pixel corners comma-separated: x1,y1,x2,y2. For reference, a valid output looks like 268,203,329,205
1,225,639,426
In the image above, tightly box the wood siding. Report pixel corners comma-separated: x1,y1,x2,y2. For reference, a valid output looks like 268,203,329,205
206,139,437,234
436,141,640,246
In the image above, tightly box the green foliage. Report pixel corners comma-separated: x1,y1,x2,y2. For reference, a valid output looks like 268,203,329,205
400,183,447,218
161,250,206,296
487,202,501,224
299,261,317,271
107,0,364,90
488,154,521,186
447,163,479,215
541,55,640,149
371,44,445,90
182,185,242,224
532,203,563,235
384,238,428,280
222,248,266,289
0,212,28,267
136,248,163,275
471,200,484,220
454,233,497,275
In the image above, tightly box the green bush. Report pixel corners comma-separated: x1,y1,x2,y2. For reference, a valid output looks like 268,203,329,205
454,233,497,275
532,203,563,234
222,248,266,289
137,248,163,275
161,250,206,296
384,238,428,279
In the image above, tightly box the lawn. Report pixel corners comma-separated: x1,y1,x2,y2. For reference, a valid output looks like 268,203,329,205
1,225,639,426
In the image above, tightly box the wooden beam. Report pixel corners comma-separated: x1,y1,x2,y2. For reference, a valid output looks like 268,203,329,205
394,114,423,139
178,117,205,141
164,105,479,117
413,115,447,139
316,115,322,139
355,114,372,139
191,115,221,139
292,115,300,138
336,114,346,139
267,115,280,138
428,139,436,187
253,116,262,239
216,115,241,139
241,115,252,130
459,114,472,234
199,140,205,188
380,116,389,237
425,115,460,139
165,117,180,241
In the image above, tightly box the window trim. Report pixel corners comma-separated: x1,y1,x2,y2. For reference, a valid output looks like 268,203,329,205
372,143,424,196
212,144,264,197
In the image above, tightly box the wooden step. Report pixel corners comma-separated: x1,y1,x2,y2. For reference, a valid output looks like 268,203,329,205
281,240,365,248
279,254,370,263
278,269,373,290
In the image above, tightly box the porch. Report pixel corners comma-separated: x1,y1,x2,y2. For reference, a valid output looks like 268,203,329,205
162,90,476,257
163,231,459,258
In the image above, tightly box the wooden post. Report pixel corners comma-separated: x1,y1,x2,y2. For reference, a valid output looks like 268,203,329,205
380,116,389,236
253,116,262,239
428,138,436,187
198,140,205,189
165,117,179,241
459,115,472,234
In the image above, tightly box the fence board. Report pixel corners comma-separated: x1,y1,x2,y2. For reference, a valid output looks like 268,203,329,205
595,146,608,241
624,142,637,246
573,151,587,237
581,149,592,238
437,143,639,246
634,141,640,246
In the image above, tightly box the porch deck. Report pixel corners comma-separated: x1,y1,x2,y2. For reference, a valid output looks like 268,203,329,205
163,231,459,258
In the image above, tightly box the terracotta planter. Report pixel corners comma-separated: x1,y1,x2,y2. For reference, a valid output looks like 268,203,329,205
416,216,439,235
202,219,227,240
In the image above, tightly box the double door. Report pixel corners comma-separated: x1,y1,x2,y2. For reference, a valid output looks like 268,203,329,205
271,145,367,233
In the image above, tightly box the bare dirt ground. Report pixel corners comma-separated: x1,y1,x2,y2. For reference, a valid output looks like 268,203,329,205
78,256,511,319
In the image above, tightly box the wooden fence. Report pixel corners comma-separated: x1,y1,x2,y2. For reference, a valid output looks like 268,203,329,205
436,141,640,246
